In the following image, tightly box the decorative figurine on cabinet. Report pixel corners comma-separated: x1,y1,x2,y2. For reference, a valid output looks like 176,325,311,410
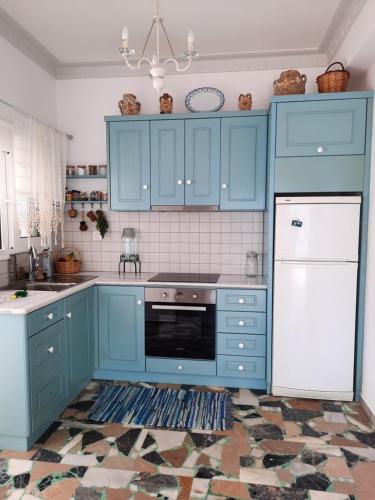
159,93,173,114
118,93,141,115
239,93,252,110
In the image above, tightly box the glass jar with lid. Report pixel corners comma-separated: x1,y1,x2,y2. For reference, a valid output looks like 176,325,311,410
245,251,258,277
121,228,139,258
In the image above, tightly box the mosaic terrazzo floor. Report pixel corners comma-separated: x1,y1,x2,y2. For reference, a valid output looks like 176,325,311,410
1,381,375,499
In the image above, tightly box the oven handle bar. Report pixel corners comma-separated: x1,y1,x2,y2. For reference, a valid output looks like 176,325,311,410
151,305,207,312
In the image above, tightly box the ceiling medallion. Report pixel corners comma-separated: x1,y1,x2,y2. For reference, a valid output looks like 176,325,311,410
119,0,198,93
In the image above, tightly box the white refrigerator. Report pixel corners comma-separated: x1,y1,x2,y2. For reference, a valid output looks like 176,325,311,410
272,196,361,401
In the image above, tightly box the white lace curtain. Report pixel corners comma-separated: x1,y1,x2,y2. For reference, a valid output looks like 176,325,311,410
0,103,67,247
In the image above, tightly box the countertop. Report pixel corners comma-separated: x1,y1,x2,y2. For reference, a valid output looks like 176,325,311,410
0,272,267,315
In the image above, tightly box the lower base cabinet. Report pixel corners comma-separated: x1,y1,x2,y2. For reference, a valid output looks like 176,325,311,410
0,288,93,451
98,286,145,372
65,288,93,400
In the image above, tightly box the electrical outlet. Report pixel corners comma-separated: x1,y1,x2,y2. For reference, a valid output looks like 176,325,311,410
92,231,102,241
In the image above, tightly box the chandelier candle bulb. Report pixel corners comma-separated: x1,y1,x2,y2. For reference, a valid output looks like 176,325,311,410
188,30,194,51
122,26,129,48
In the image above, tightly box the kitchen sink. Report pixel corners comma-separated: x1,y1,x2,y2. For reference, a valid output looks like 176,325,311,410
2,274,98,293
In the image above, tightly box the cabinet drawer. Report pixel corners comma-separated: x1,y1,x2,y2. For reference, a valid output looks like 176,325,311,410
217,289,266,312
217,333,266,357
28,300,64,336
146,358,216,376
30,320,65,379
217,355,265,379
276,99,367,157
217,311,266,335
30,361,67,431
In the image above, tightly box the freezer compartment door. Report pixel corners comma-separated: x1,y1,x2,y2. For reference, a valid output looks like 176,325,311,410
272,260,357,396
275,201,360,261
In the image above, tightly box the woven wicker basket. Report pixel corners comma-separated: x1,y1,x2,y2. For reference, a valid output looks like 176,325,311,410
55,260,81,274
317,62,350,93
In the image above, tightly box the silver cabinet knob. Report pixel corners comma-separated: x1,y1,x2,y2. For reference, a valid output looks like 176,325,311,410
47,312,54,320
192,293,198,299
137,299,143,306
48,346,55,354
66,312,72,319
186,179,192,185
316,146,324,153
221,183,228,189
162,292,168,298
177,365,183,370
238,298,245,304
238,364,244,371
177,179,184,185
238,342,245,349
238,320,245,326
142,184,149,190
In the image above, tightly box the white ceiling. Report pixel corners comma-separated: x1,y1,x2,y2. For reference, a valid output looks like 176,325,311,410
0,0,367,78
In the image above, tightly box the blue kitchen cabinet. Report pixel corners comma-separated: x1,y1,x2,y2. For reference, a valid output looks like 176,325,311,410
108,121,150,210
276,98,367,157
185,118,220,205
220,116,267,210
151,120,185,206
98,286,145,372
65,288,93,400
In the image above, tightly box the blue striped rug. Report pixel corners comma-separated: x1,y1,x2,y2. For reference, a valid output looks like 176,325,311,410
88,385,232,431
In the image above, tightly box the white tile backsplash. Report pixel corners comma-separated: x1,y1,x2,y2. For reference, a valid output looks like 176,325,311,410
64,210,264,275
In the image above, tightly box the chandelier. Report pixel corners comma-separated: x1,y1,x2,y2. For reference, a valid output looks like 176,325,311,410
119,0,198,93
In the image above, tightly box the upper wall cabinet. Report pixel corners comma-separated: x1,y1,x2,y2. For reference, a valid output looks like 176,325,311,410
109,121,150,210
185,118,220,206
220,116,267,210
151,120,185,206
276,99,367,157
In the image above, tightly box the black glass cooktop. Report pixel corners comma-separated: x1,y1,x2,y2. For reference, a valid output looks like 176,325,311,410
148,273,220,283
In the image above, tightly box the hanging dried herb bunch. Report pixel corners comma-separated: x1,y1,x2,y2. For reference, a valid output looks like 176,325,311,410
96,210,109,238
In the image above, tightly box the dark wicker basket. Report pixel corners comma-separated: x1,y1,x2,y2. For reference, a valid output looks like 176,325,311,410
317,62,350,93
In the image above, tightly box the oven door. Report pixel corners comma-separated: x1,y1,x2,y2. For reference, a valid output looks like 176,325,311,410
145,303,216,360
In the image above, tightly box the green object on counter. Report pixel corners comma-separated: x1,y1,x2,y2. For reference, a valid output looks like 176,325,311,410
11,290,28,299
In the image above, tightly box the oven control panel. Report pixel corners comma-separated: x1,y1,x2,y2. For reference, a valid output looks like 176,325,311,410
145,287,216,305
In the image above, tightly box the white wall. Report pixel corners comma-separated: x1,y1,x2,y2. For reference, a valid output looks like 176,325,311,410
0,35,57,126
56,67,326,163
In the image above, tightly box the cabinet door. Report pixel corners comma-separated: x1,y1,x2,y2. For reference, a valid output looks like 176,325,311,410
98,286,145,371
185,118,220,205
108,121,150,210
220,116,267,210
276,99,367,157
151,120,185,206
65,289,92,399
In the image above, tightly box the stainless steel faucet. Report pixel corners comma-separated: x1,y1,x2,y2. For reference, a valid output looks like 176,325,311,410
28,245,38,281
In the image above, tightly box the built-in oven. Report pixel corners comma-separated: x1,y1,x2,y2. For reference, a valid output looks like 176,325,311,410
145,288,216,360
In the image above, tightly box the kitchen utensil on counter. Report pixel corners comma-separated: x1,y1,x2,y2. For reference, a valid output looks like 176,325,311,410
119,227,141,273
273,70,306,95
245,251,258,277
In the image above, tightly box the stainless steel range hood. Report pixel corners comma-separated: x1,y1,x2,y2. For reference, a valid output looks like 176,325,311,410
151,205,219,212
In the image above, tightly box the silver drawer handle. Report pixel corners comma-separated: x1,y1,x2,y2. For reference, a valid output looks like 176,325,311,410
238,364,245,371
47,312,54,320
142,184,149,190
47,346,55,354
316,146,324,153
186,179,192,185
66,312,72,319
238,320,245,326
221,183,228,189
177,179,184,185
238,342,245,349
177,365,183,371
137,299,143,306
238,298,245,304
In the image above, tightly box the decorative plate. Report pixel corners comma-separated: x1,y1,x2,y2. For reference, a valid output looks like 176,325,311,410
185,87,225,112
